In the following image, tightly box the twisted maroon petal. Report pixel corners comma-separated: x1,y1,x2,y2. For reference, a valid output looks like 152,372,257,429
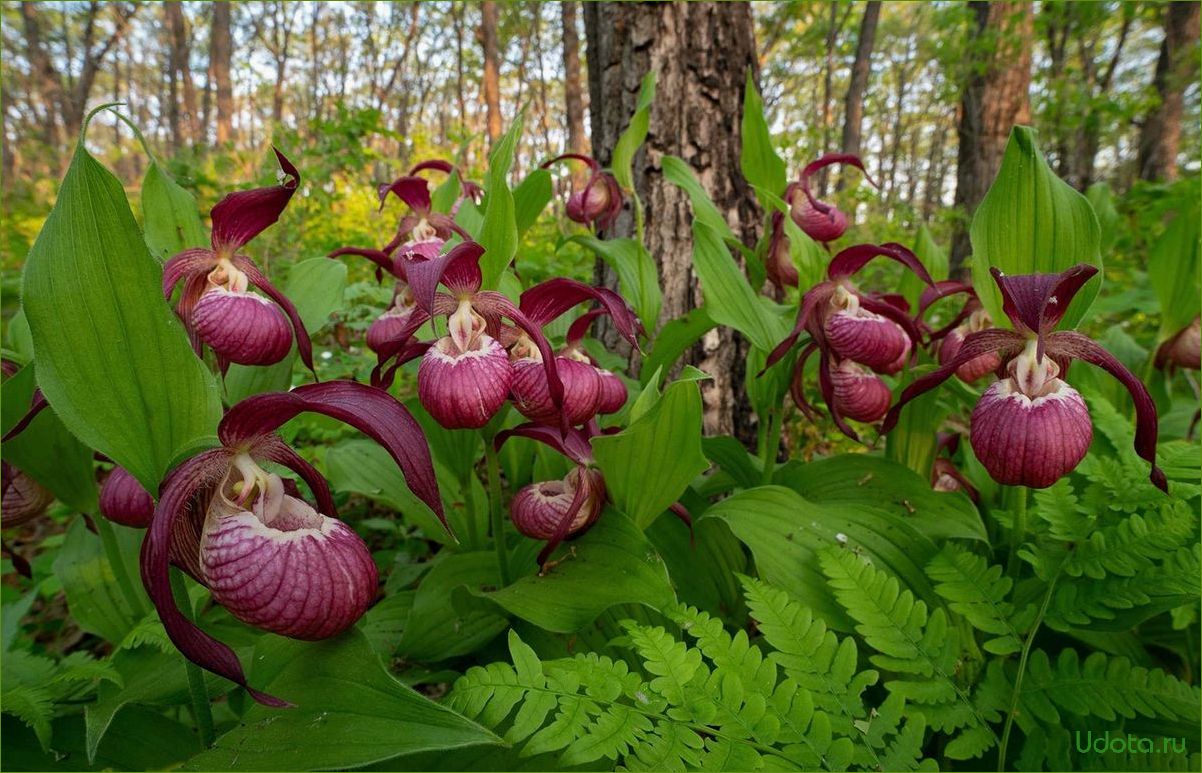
327,247,397,280
379,175,432,213
800,153,876,194
788,343,822,421
881,329,1028,432
1,391,48,443
1045,331,1166,491
495,423,594,466
473,292,565,411
409,159,455,176
139,449,289,706
566,308,608,349
255,435,338,518
218,381,448,532
372,341,433,390
230,256,314,375
990,264,1099,340
764,284,832,370
828,243,934,286
817,349,859,441
404,241,485,313
210,148,299,254
163,248,218,299
918,280,975,318
541,153,601,172
519,278,644,349
536,476,593,566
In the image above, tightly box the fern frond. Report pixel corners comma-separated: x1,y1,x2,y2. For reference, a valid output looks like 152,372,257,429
1063,505,1196,580
926,545,1026,655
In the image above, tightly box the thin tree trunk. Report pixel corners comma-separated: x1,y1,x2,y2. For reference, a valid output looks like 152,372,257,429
561,1,589,190
1137,1,1199,182
18,1,65,148
480,1,503,147
211,1,234,144
165,2,200,148
817,1,841,196
584,2,759,439
837,0,881,190
452,2,467,135
949,1,1033,273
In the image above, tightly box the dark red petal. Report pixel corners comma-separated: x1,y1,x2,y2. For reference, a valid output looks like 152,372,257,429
1,391,48,443
858,293,925,350
379,175,431,213
918,280,976,318
519,278,643,348
426,212,473,242
989,264,1099,339
788,343,822,421
163,248,218,298
408,159,455,176
139,449,289,706
595,173,625,233
218,381,448,533
1045,331,1166,491
230,255,315,376
541,153,601,172
255,435,338,518
881,329,1027,432
405,241,485,313
764,284,833,370
800,153,876,190
828,243,934,286
495,423,594,466
473,292,565,412
327,247,396,279
371,341,432,390
817,349,859,441
566,309,608,348
210,148,299,253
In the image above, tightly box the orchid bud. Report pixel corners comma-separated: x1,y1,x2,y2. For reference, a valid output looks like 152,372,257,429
511,355,601,426
99,466,155,528
824,289,910,373
418,334,513,429
765,212,799,290
938,307,1001,383
969,344,1092,489
510,467,605,540
543,155,622,231
1,461,53,529
200,466,377,640
829,360,892,423
1156,317,1201,371
790,192,849,243
191,284,294,366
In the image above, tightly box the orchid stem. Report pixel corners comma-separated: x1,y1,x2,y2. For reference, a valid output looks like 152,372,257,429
483,442,512,587
997,568,1059,771
94,516,147,618
759,409,782,485
1006,486,1028,581
461,471,481,551
168,570,215,748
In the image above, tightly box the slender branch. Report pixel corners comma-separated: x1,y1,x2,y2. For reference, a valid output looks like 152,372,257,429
484,440,512,586
997,568,1060,771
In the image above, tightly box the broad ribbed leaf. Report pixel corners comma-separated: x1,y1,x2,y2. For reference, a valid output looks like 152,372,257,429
663,156,736,241
53,517,147,643
141,161,206,261
1,364,97,512
899,225,948,312
21,142,222,492
611,73,656,191
476,512,675,632
639,306,715,387
593,379,708,529
1147,201,1201,340
969,127,1102,331
740,70,786,197
398,552,509,661
569,235,662,332
514,168,553,235
480,112,524,287
691,221,787,352
184,630,499,771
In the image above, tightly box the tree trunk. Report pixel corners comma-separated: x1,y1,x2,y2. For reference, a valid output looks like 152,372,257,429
211,1,234,144
561,1,589,190
1137,1,1199,182
837,0,881,190
584,2,759,439
480,1,503,147
18,1,65,148
165,2,200,148
949,1,1032,273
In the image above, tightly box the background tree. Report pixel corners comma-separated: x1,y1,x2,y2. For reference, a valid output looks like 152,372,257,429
837,0,880,190
584,1,760,437
1138,0,1200,182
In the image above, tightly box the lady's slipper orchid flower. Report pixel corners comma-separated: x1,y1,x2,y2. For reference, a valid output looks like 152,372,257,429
371,241,565,430
141,381,446,705
542,154,623,232
1,461,54,529
163,149,312,371
783,153,875,245
407,158,484,206
918,281,1003,383
883,265,1166,491
99,466,154,528
510,279,643,426
765,243,934,439
765,211,799,291
1156,316,1201,372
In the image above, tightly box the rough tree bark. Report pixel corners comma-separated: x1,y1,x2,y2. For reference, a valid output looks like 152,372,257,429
561,1,589,191
480,1,503,147
211,1,234,144
949,1,1032,273
837,0,881,190
583,2,760,439
1138,1,1199,183
164,2,200,150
